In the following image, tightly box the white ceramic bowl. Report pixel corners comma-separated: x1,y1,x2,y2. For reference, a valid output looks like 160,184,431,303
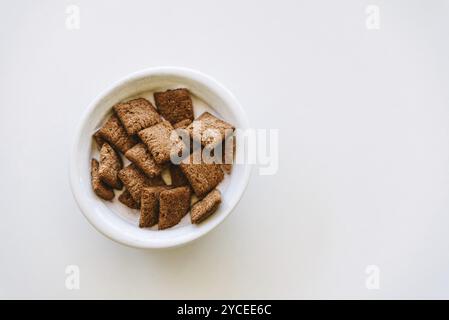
69,67,251,249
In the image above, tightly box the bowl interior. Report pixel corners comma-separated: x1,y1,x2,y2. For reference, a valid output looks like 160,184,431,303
71,68,250,248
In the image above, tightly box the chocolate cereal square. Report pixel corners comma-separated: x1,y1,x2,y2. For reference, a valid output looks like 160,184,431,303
114,98,161,135
173,119,192,130
118,164,164,205
170,164,189,187
97,114,137,154
190,189,221,224
118,189,139,209
91,159,114,201
187,112,235,149
93,130,105,150
158,186,191,230
138,120,183,164
154,88,194,125
139,186,169,228
99,143,123,189
125,143,163,178
180,149,224,198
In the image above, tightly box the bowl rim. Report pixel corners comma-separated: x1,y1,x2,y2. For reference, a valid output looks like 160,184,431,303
69,66,251,249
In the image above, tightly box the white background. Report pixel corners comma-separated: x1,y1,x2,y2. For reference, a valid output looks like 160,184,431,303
1,0,449,299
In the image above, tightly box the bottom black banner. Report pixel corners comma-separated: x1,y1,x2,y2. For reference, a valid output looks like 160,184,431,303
0,300,445,318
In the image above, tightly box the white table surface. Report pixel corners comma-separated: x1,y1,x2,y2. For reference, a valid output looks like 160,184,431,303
1,0,449,299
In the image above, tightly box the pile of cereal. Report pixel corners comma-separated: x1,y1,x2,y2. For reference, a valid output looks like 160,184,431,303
90,89,235,230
